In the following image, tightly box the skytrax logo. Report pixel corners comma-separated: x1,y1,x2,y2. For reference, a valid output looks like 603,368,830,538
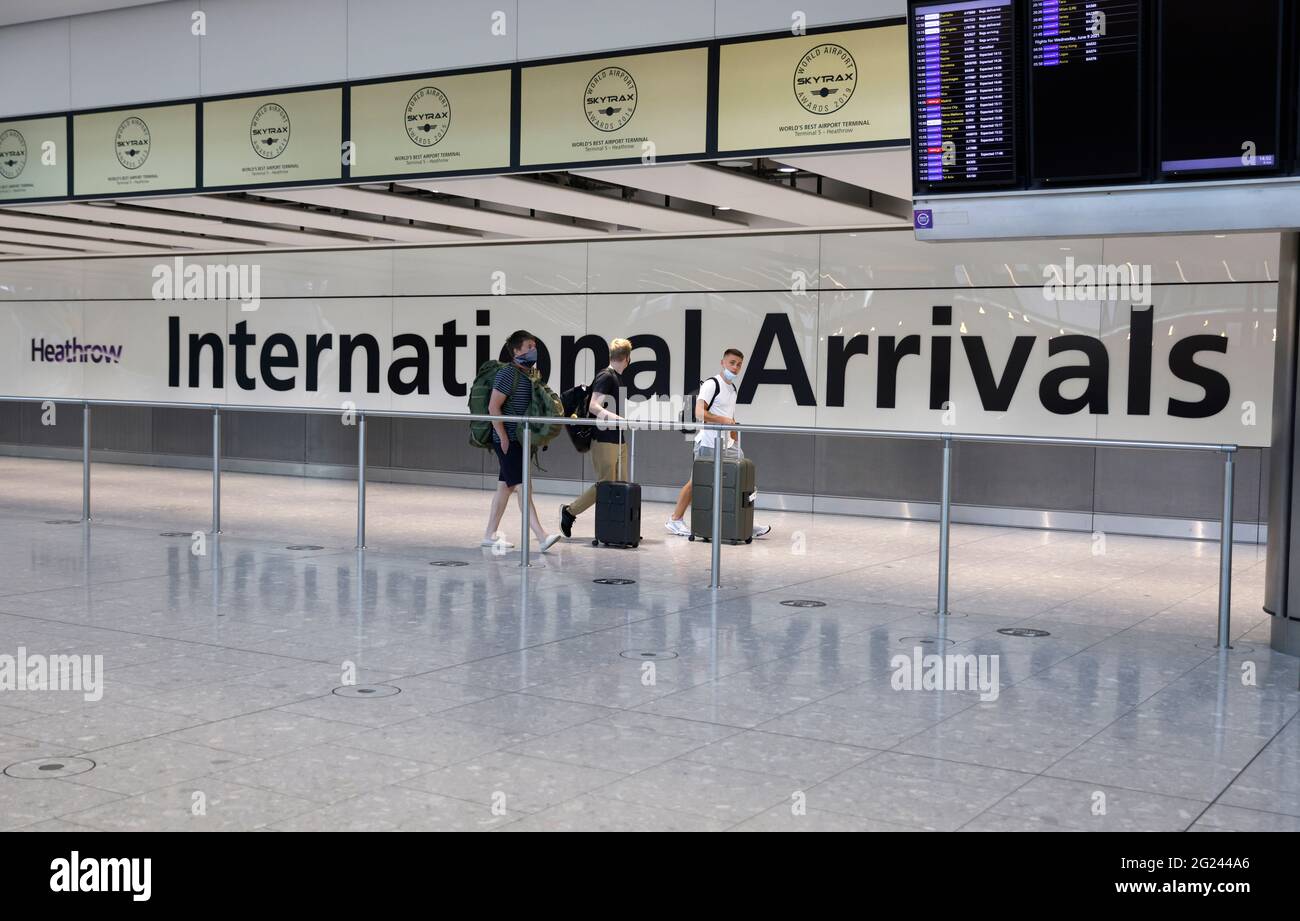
31,338,123,364
50,852,151,901
152,256,261,311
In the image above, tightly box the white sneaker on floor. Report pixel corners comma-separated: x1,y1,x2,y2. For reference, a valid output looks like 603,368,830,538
665,518,691,537
752,524,771,538
540,533,562,552
481,535,514,548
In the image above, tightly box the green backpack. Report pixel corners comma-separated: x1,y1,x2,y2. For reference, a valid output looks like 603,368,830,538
467,360,564,464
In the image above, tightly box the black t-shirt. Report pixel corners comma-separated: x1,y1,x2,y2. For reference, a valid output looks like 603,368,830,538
590,367,624,445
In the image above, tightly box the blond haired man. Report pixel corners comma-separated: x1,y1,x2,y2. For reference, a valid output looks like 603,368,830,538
560,338,633,537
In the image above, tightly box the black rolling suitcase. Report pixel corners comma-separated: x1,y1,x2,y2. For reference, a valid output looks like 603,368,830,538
690,454,756,545
593,480,641,548
592,429,641,548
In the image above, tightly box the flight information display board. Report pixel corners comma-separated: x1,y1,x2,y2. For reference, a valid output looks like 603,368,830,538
1158,0,1284,178
911,0,1019,192
1029,0,1144,183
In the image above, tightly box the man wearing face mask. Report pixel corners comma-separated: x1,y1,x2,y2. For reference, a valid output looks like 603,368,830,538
665,348,771,539
560,338,633,537
483,329,562,552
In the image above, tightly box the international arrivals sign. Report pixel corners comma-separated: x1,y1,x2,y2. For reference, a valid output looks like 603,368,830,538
0,272,1274,447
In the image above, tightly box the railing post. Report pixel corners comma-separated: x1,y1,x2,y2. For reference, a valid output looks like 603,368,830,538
211,407,221,535
356,411,366,550
520,422,532,568
81,402,91,522
936,433,952,618
709,429,723,589
1217,448,1236,650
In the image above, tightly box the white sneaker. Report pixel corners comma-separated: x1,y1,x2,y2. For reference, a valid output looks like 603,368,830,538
481,535,514,548
752,524,771,538
540,533,562,553
665,518,691,537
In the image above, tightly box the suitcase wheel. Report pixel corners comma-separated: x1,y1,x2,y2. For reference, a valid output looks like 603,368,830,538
591,539,599,547
631,540,639,548
746,538,752,544
688,535,694,542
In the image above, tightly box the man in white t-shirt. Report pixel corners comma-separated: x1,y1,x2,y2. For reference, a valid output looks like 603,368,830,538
665,348,771,538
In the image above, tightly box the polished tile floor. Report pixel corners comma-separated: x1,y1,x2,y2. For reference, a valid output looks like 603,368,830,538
0,455,1296,832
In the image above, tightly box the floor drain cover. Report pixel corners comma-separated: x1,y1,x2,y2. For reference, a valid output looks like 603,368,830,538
4,757,96,779
898,636,957,647
780,600,826,608
593,578,636,585
619,650,679,660
430,560,470,567
287,545,325,551
160,531,191,538
997,628,1051,638
332,684,401,698
44,520,81,525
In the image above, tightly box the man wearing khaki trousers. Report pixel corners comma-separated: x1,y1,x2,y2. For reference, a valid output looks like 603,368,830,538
560,338,632,538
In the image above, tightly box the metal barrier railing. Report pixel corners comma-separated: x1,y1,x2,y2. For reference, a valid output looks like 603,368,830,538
0,395,1242,650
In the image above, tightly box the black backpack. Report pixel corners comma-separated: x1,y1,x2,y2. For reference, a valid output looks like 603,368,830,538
560,382,594,453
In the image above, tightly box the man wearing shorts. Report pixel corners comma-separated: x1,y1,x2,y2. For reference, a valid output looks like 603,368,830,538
482,329,561,552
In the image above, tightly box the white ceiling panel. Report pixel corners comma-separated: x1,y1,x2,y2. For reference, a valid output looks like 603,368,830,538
0,227,159,254
9,202,337,247
141,195,471,243
570,163,906,228
262,186,596,238
413,176,744,233
774,148,912,200
0,208,238,249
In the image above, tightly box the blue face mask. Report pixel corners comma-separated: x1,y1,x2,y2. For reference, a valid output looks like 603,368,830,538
721,368,738,383
517,348,538,367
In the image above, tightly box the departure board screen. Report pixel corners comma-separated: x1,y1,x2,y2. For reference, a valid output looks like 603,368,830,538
911,0,1019,191
1159,0,1283,177
1029,1,1144,183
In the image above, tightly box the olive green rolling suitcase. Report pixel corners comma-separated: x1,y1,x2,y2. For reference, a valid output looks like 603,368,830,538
690,457,756,545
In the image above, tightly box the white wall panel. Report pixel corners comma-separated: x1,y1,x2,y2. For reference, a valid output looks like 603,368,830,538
70,2,200,108
515,0,714,60
0,302,83,398
1101,233,1282,285
347,0,516,79
252,249,394,298
0,259,84,299
820,231,1105,290
80,254,233,299
714,0,905,37
587,234,819,292
199,0,349,96
85,299,223,403
394,242,587,295
0,19,71,117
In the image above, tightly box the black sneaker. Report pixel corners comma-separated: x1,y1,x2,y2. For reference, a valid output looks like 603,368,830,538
560,505,576,538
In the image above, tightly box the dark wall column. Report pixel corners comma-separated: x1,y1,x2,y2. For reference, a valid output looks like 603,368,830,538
1265,232,1300,655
